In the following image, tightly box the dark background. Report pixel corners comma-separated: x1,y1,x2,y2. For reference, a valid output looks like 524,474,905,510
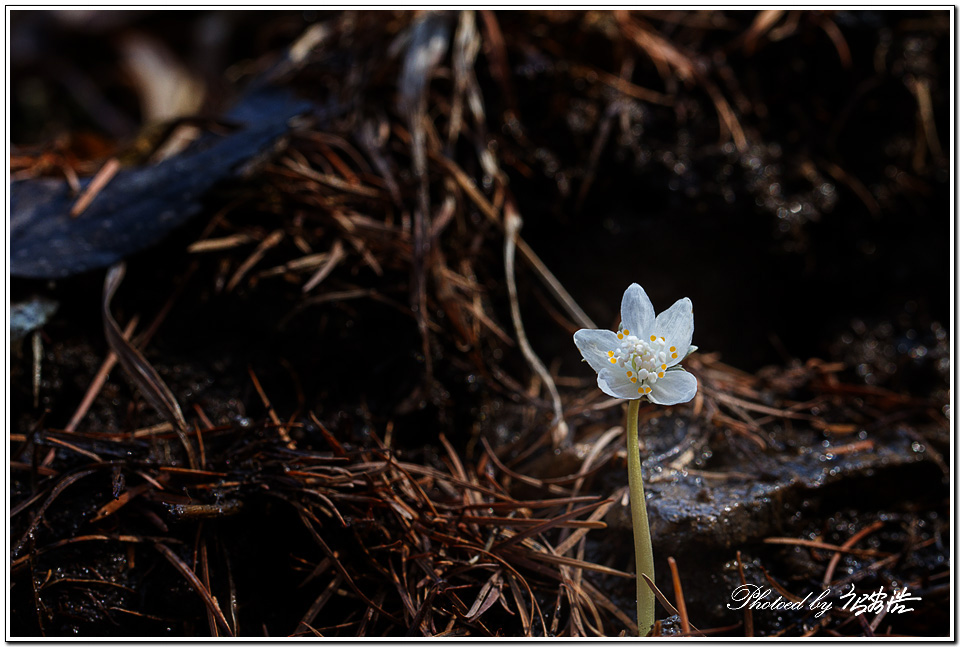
9,10,952,637
11,10,950,376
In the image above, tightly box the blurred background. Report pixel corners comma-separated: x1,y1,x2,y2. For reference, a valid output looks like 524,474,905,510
9,10,951,637
11,9,950,383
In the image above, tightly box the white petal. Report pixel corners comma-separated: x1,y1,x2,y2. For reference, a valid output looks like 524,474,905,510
620,283,655,338
647,369,697,405
573,329,620,374
598,367,642,400
654,297,693,366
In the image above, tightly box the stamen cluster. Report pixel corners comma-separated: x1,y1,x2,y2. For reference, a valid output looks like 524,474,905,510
606,329,679,395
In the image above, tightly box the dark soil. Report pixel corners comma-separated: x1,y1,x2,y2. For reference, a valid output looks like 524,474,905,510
10,10,951,637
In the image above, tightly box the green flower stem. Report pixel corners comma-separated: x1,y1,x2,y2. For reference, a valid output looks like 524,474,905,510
626,399,655,637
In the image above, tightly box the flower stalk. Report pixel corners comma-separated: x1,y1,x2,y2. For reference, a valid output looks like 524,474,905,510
626,398,655,637
572,283,698,637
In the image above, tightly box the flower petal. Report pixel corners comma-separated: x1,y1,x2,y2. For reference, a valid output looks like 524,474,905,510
647,369,697,405
597,367,642,400
654,297,693,366
620,283,655,338
573,329,621,374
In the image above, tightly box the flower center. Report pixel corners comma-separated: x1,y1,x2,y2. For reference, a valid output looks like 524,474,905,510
606,329,673,395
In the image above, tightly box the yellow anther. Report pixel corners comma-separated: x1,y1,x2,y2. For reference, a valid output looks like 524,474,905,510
670,346,676,352
645,386,652,393
638,387,643,394
609,357,617,364
661,336,665,341
658,372,665,378
671,352,678,359
631,377,637,383
661,364,667,370
617,333,624,340
608,350,614,357
626,371,633,376
623,329,629,335
650,335,656,342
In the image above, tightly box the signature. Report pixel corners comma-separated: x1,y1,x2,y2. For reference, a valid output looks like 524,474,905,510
728,583,922,619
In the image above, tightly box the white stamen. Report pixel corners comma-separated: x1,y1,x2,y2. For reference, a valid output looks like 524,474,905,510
613,333,669,391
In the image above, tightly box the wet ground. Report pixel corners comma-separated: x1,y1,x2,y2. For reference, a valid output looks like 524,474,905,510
10,10,951,637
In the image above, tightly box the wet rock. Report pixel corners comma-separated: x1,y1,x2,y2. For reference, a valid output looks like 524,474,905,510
601,417,946,631
640,425,941,553
11,88,314,279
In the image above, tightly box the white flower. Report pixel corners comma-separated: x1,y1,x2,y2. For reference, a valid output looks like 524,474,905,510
574,283,697,405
